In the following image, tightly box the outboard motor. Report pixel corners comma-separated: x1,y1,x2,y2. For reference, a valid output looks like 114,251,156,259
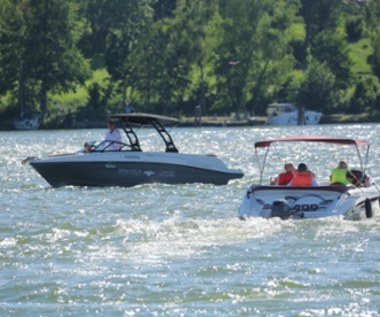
271,199,292,219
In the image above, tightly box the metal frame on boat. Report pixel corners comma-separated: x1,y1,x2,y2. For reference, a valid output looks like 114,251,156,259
238,135,380,220
25,112,243,187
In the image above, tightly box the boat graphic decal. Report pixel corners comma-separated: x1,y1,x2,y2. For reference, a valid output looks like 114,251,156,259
118,169,142,176
158,170,175,178
261,194,334,212
144,170,155,177
287,195,333,212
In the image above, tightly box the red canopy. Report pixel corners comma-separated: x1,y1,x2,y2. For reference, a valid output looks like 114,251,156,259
255,135,369,148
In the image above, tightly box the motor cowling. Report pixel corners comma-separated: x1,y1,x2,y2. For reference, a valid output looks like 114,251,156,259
271,199,292,219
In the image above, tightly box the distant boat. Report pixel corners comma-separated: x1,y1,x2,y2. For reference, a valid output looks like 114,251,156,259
13,111,41,130
266,103,323,125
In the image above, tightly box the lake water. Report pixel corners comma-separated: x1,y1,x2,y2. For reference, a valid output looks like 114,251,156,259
1,124,380,317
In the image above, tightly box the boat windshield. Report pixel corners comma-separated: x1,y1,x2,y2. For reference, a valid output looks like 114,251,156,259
267,103,296,115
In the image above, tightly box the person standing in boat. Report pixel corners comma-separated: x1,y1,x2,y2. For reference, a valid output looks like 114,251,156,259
104,119,122,150
289,163,317,186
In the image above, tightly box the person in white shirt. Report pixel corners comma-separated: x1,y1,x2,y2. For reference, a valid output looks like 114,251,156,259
104,119,122,150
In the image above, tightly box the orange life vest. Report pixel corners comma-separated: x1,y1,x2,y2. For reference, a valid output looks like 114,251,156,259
291,171,313,187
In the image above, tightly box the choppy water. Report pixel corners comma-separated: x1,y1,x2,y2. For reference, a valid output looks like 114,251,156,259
1,124,380,317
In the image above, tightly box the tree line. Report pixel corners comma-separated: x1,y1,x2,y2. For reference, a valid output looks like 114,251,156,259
1,0,380,125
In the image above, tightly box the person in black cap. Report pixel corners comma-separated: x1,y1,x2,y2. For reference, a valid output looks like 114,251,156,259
289,162,317,186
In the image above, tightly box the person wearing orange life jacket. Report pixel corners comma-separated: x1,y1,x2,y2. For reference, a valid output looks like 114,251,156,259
289,163,318,187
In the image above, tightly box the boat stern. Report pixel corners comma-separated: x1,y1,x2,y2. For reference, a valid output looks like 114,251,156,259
238,185,359,219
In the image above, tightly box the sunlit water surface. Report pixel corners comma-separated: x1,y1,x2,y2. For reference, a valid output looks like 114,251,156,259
1,124,380,317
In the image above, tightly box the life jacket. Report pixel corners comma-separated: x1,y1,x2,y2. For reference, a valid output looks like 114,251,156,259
291,171,313,187
331,167,350,185
278,171,294,185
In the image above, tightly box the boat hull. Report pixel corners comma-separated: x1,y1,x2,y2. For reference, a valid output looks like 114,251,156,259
29,152,243,187
266,110,323,125
239,185,380,220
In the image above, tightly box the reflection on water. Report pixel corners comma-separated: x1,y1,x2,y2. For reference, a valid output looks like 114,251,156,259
1,124,380,316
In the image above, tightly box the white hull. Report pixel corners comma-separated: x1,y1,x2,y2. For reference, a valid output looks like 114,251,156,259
239,184,380,220
13,112,41,130
266,110,323,125
266,103,323,125
13,118,39,130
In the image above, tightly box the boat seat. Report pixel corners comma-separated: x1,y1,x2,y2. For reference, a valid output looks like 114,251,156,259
347,169,370,187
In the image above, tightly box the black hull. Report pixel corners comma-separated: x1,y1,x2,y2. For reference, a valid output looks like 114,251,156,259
30,161,243,187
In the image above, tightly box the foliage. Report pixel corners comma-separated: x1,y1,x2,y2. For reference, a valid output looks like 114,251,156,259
348,38,373,74
0,0,380,124
311,30,352,89
296,61,339,113
345,16,365,42
348,75,380,114
298,0,342,57
211,0,298,115
371,34,380,77
0,0,90,117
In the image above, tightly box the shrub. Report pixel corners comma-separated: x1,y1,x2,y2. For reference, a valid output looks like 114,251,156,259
345,16,365,42
348,75,380,114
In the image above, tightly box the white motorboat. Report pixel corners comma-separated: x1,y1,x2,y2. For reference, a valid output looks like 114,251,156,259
24,113,244,187
266,103,323,125
238,136,380,220
13,111,41,130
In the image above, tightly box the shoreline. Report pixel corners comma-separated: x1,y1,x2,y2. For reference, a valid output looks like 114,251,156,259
69,113,374,129
0,114,375,130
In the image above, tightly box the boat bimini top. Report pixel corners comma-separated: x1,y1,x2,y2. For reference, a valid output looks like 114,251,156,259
254,135,370,184
109,112,179,153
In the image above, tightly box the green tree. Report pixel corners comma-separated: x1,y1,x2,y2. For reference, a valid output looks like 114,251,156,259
299,0,342,67
154,0,218,113
365,0,380,33
212,0,298,115
349,75,380,114
115,0,218,115
296,61,338,113
152,0,176,20
79,0,114,58
0,0,90,116
311,30,352,89
365,0,380,78
0,0,22,95
103,0,155,107
0,0,38,116
22,0,90,115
